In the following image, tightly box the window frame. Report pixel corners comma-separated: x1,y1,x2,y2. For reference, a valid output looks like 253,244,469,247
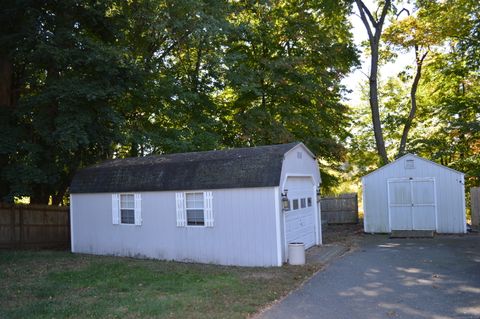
185,192,206,227
300,198,306,208
119,193,136,225
292,199,299,210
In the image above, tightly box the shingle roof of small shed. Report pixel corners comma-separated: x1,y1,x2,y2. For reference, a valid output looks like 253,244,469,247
70,142,305,193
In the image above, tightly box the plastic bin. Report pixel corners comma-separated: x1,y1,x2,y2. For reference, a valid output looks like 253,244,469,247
288,242,306,265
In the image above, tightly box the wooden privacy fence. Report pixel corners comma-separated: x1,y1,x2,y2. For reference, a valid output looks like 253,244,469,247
321,193,358,224
0,203,70,249
471,187,480,229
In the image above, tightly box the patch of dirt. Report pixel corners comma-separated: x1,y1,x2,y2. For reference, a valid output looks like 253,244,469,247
323,223,365,249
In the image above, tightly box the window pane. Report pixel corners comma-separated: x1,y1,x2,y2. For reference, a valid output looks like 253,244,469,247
121,209,135,224
186,199,195,209
307,198,312,207
187,209,204,226
186,193,204,209
292,199,299,210
120,194,134,209
301,198,306,208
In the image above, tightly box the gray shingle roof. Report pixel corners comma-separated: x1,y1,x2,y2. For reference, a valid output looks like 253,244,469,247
70,142,303,193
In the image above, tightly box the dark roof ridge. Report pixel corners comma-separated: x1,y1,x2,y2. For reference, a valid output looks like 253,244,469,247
89,142,301,168
70,142,304,193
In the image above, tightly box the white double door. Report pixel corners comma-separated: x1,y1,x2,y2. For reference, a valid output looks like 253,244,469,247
388,178,437,231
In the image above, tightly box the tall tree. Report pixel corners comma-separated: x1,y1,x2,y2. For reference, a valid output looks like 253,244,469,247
354,0,392,164
225,0,358,172
383,9,441,156
0,0,359,202
0,0,133,203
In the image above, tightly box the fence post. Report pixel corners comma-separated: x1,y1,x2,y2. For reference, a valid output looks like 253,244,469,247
354,194,359,224
471,187,480,229
10,206,16,248
18,205,24,249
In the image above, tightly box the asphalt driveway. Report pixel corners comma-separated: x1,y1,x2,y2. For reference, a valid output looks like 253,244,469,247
257,235,480,319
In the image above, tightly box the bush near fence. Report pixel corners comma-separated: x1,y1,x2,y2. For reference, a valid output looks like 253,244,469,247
321,193,358,224
0,203,70,249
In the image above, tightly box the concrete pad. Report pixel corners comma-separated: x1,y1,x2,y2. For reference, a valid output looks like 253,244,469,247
390,230,435,238
306,244,350,264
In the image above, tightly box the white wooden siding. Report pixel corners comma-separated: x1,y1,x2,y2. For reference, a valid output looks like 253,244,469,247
278,144,322,262
363,154,466,234
71,187,278,267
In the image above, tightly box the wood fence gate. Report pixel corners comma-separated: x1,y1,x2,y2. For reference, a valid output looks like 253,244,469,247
321,193,358,224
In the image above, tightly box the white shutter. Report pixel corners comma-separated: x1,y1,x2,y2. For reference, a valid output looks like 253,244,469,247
175,192,186,227
134,193,142,226
204,191,214,227
112,194,119,225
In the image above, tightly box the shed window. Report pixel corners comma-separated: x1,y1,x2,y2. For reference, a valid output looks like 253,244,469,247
307,197,312,207
186,192,205,226
405,159,415,169
120,194,135,224
175,192,214,227
112,193,141,226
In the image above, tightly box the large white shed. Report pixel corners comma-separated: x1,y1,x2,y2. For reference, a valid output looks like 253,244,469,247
362,154,466,234
69,142,322,267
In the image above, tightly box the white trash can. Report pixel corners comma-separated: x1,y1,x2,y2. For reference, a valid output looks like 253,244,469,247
288,242,306,265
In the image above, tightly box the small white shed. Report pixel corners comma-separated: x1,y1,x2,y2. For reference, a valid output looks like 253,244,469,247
69,142,322,267
362,154,466,234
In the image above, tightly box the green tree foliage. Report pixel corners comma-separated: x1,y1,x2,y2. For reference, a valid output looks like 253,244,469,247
0,0,358,203
393,0,480,187
0,0,134,204
223,0,358,186
349,0,479,188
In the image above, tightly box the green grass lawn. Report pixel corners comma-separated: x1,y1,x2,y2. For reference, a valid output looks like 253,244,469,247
0,251,321,319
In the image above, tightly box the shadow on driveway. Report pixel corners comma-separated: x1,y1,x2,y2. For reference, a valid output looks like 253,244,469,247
256,235,480,319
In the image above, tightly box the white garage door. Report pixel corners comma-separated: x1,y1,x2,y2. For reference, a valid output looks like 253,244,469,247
388,178,436,231
284,177,316,249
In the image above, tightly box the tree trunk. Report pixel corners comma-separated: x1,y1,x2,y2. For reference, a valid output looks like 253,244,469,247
0,55,15,201
355,0,391,165
0,56,13,108
30,187,50,205
52,184,68,206
369,41,389,164
398,50,428,157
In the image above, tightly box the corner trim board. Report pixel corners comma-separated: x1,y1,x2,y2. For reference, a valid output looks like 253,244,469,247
70,194,75,252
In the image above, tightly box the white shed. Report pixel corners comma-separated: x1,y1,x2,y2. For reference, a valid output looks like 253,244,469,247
362,154,466,234
69,142,322,267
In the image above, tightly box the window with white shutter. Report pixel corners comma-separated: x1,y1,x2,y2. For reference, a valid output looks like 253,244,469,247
112,193,142,226
176,191,214,227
